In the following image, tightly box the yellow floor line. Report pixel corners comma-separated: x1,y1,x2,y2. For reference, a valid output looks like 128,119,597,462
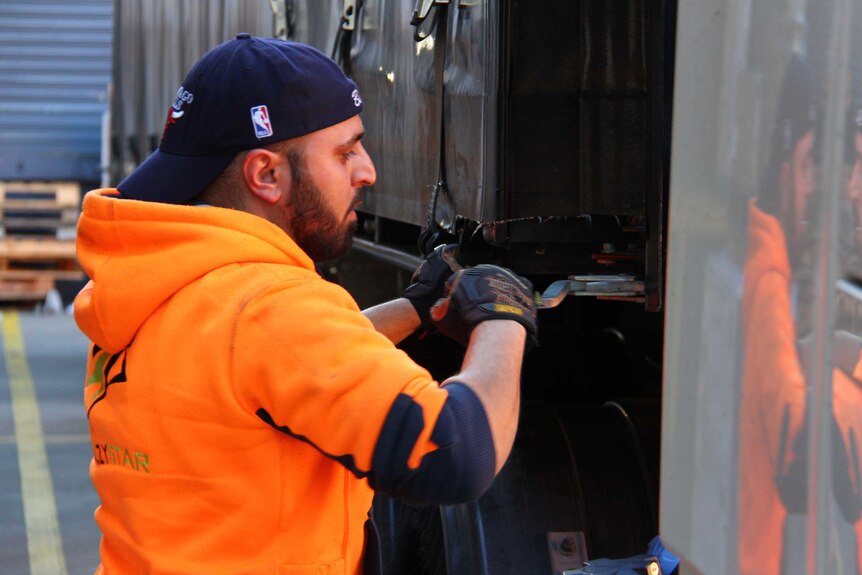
4,311,68,575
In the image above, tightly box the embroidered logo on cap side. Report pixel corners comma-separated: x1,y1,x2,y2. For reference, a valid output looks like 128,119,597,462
251,105,273,139
162,86,194,140
351,89,362,108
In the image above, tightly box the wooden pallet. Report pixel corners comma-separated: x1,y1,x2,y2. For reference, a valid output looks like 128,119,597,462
0,238,84,302
0,273,57,302
0,180,81,241
0,181,84,302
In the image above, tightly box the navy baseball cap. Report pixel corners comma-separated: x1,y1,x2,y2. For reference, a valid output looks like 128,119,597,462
118,33,364,204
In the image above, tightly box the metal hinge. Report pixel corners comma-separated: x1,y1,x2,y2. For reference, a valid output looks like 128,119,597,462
411,0,449,27
341,0,358,31
268,0,288,39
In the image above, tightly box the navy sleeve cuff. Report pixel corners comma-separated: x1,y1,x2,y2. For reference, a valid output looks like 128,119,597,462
369,382,496,504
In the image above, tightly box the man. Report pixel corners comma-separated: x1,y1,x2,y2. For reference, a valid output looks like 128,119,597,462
833,91,862,574
738,55,818,575
74,34,537,574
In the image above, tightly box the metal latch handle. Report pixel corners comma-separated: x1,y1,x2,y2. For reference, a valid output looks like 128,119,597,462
539,275,645,308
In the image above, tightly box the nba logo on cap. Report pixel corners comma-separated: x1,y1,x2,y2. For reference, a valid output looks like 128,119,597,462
250,105,273,139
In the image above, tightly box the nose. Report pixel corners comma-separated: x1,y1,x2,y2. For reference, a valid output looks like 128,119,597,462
352,142,377,188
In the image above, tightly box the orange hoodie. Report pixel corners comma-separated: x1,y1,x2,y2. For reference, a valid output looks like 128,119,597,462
75,189,452,574
738,201,808,575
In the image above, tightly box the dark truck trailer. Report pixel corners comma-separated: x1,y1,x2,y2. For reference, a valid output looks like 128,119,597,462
292,2,672,571
296,0,670,307
109,1,862,573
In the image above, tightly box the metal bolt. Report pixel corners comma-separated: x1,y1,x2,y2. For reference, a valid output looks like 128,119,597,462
559,536,577,556
647,561,661,575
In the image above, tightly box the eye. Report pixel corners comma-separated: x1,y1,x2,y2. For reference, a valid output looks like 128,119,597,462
341,150,357,162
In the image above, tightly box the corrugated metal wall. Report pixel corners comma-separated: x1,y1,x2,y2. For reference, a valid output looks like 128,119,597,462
111,0,274,185
0,0,113,183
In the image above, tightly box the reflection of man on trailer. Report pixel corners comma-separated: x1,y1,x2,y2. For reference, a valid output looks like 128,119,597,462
834,92,862,575
740,61,862,575
738,55,817,575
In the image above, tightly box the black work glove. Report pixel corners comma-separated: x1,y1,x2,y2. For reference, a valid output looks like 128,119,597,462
402,244,458,327
429,264,538,346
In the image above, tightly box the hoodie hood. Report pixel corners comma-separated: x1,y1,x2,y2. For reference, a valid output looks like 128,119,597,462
74,189,315,352
745,201,791,281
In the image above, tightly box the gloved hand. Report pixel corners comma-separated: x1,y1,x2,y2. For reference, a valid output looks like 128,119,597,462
401,244,459,327
429,264,538,346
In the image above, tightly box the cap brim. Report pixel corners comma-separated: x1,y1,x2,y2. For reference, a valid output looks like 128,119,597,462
117,149,238,204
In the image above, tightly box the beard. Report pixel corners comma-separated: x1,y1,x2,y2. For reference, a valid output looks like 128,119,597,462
286,150,359,262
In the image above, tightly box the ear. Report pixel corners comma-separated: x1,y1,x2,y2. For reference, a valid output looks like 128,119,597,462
242,149,287,204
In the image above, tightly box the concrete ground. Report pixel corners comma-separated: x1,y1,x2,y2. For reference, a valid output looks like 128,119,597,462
0,310,101,575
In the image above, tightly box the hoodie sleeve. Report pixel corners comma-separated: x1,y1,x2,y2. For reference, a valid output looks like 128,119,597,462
230,277,462,486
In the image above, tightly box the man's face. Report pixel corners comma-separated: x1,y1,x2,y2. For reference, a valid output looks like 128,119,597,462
848,131,862,245
284,115,376,262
